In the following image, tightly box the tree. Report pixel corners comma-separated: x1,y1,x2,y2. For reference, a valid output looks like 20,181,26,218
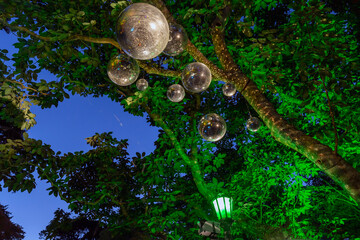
1,0,360,239
39,208,144,240
0,204,25,240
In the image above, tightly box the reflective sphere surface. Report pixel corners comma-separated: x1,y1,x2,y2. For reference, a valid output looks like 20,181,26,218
167,84,185,102
163,23,188,56
181,62,212,93
246,117,261,132
107,54,139,86
222,82,236,97
136,78,148,91
198,113,226,142
116,3,169,60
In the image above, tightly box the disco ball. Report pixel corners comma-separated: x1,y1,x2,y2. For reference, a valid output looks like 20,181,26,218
181,62,212,93
198,113,227,142
222,82,236,97
246,117,261,132
163,23,188,56
136,78,148,91
107,54,139,86
116,3,169,60
167,84,185,102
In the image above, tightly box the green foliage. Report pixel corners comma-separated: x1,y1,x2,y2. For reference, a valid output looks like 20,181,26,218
1,0,360,239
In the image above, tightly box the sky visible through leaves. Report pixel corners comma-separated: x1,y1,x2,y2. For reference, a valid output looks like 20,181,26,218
1,0,360,238
0,30,159,240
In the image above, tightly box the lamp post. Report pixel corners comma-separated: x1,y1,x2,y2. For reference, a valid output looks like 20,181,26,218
212,195,233,240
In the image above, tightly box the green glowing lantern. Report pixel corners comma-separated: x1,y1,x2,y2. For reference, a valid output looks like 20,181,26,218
212,195,233,220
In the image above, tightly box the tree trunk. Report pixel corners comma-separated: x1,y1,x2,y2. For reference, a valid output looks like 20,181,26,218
209,25,360,204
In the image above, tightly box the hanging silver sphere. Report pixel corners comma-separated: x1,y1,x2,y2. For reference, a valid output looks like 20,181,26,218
136,78,148,91
222,82,236,97
181,62,212,93
116,3,169,60
163,23,188,56
198,113,227,142
107,54,139,86
246,117,261,132
167,84,185,102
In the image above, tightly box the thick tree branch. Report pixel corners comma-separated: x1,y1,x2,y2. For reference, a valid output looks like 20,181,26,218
144,0,227,80
5,79,49,95
0,19,51,41
210,16,360,204
141,103,214,202
137,61,181,78
185,41,227,79
145,0,360,207
118,88,213,202
211,19,238,72
3,22,180,79
70,35,181,79
146,0,175,23
69,34,120,49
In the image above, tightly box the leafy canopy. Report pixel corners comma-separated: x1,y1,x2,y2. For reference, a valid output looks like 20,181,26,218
1,0,360,239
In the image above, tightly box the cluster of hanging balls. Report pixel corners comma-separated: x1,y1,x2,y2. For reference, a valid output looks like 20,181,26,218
107,3,261,142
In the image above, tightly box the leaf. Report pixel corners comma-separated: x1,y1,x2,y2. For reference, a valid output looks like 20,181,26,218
242,27,253,37
212,177,218,185
23,132,29,140
253,70,266,75
195,15,201,24
183,8,194,19
62,25,70,31
77,11,85,16
38,85,48,91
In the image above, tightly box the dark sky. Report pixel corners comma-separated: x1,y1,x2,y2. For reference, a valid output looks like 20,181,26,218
0,30,159,239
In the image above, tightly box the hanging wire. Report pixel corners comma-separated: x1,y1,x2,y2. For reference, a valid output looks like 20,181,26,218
245,101,252,118
141,70,145,80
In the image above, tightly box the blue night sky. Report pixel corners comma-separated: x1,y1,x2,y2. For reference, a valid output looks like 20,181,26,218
0,30,159,239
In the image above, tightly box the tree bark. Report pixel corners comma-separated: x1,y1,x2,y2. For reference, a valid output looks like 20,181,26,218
209,26,360,204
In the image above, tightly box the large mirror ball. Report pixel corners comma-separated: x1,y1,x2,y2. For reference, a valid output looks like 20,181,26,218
181,62,212,93
163,23,188,56
107,54,140,86
116,3,170,60
198,113,227,142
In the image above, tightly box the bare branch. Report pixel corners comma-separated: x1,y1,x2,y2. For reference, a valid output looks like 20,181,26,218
144,0,227,80
137,61,181,78
5,79,49,95
141,102,214,202
69,35,120,49
2,21,180,79
0,19,51,41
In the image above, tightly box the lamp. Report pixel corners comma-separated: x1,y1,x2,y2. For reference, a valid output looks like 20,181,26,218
212,195,233,220
212,195,233,240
